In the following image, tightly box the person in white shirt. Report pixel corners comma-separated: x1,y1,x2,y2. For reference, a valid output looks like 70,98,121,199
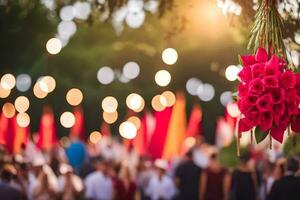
84,157,113,200
146,159,176,200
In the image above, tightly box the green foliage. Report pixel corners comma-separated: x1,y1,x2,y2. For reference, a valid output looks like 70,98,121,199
219,140,248,168
283,135,300,157
255,126,269,144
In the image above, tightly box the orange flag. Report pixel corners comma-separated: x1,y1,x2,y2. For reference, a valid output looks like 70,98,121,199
133,114,148,155
37,107,57,150
13,117,29,154
70,106,85,140
162,92,187,160
186,104,202,137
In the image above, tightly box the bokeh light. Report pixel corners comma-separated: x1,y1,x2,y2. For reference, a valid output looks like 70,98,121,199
126,10,145,28
103,111,118,124
66,88,83,106
16,74,31,92
46,38,62,55
220,91,233,106
89,131,102,144
123,61,140,80
225,65,240,81
97,66,115,85
0,84,10,98
101,96,118,113
184,137,196,148
155,70,171,87
73,1,91,20
60,111,76,128
186,78,202,96
197,83,215,102
1,73,16,90
33,82,48,99
2,103,15,118
126,93,144,112
59,5,75,21
119,121,137,139
151,95,166,111
39,76,56,93
14,96,30,113
16,113,30,127
127,116,141,129
227,102,241,118
161,91,176,107
162,48,178,65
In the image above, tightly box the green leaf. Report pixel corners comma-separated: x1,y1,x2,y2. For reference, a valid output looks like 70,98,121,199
238,55,243,66
255,126,269,144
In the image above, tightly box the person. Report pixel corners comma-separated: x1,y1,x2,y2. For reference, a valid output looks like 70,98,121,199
200,152,230,200
229,153,256,200
58,163,83,200
268,156,300,200
118,165,137,200
31,170,57,200
84,157,114,200
146,159,176,200
0,164,23,200
174,150,201,200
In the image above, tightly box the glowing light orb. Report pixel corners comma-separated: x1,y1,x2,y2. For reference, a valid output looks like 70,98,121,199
126,93,144,112
225,65,240,81
119,121,137,139
73,1,91,20
16,113,30,127
155,70,171,87
101,96,118,113
60,111,75,128
198,83,215,102
161,91,176,107
186,78,202,96
97,66,114,85
123,61,140,79
220,91,233,107
46,38,62,55
89,131,102,144
0,85,10,98
16,74,31,92
1,73,16,90
39,76,56,93
227,102,241,118
59,5,75,21
2,103,15,118
33,82,48,99
66,88,83,106
14,96,30,113
184,137,196,148
58,21,77,38
162,48,178,65
126,10,145,29
103,111,118,124
127,116,141,129
151,95,166,112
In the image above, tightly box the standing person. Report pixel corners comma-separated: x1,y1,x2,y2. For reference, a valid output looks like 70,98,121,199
0,164,23,200
268,156,300,200
84,157,114,200
31,170,57,200
58,163,83,200
174,151,201,200
146,159,176,200
229,153,256,200
200,152,230,200
118,165,137,200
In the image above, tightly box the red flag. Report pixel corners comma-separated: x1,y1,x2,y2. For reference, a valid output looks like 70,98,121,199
70,106,85,140
37,107,57,150
133,114,148,156
0,112,9,145
186,104,203,137
100,121,111,138
13,117,29,154
148,107,172,159
0,113,16,153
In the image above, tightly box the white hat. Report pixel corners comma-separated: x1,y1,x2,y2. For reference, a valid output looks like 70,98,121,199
154,159,168,170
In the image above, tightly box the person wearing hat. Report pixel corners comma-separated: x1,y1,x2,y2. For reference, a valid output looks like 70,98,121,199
268,156,300,200
146,159,176,200
58,163,83,200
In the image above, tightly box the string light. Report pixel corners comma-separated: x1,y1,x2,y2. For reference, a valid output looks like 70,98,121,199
101,96,118,113
46,38,62,55
127,116,141,129
1,73,16,90
66,88,83,106
103,111,118,124
161,91,176,107
16,113,30,127
162,48,178,65
89,131,102,144
14,96,30,113
151,95,166,111
126,93,144,112
2,103,15,118
0,84,10,98
33,82,48,99
60,111,75,128
155,70,171,87
119,121,137,139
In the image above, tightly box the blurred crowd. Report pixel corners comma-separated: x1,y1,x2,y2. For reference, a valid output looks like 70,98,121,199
1,135,300,200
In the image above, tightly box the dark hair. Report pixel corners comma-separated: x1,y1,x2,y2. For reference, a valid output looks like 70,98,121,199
239,153,250,164
210,153,218,160
287,156,299,173
186,150,193,159
1,169,13,181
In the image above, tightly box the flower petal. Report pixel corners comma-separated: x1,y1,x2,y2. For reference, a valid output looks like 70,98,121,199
240,55,256,66
255,47,268,63
238,118,252,133
270,124,287,143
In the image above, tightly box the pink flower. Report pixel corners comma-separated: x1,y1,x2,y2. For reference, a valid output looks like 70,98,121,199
284,89,299,103
249,78,264,95
251,63,265,78
273,103,285,125
240,55,256,66
238,66,252,83
287,102,298,116
270,88,285,104
265,56,280,76
260,112,273,132
256,93,273,111
270,123,288,143
238,84,248,97
238,118,252,133
281,70,296,89
263,75,279,88
255,47,268,63
244,106,260,126
238,95,258,113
